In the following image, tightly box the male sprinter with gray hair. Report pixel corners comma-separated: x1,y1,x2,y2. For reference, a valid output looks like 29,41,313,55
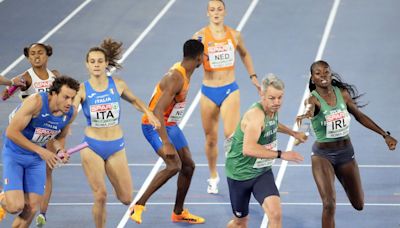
225,74,307,228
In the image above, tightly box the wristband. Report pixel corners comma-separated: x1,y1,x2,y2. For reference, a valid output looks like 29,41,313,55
277,150,282,159
249,74,257,79
383,131,391,138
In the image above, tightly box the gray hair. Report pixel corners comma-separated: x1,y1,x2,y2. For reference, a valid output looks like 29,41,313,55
261,73,285,92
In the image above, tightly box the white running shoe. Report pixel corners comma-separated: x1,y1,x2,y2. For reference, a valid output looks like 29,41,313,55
207,174,220,194
36,213,46,227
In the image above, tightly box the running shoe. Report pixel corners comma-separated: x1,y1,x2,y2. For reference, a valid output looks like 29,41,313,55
35,213,46,227
171,208,205,224
130,204,145,224
0,192,6,222
207,174,220,194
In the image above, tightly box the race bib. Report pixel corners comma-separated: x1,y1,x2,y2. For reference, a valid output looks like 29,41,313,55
33,81,53,93
253,140,277,169
89,102,120,127
325,110,350,138
31,127,59,146
208,40,235,69
167,102,186,123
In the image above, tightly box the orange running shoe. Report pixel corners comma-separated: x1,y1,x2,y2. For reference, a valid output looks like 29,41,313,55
0,192,6,222
171,208,205,224
130,204,145,224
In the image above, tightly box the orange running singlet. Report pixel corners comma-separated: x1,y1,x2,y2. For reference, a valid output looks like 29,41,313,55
202,26,237,72
142,62,189,126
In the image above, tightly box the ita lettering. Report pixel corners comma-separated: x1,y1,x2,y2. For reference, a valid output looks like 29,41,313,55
96,110,114,120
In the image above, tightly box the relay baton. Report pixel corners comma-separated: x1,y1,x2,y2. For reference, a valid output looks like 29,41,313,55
2,86,19,101
294,122,311,146
294,132,310,146
58,142,89,158
2,77,25,101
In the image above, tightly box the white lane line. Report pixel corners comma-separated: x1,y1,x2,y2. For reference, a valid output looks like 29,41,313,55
48,202,400,207
115,1,178,227
117,1,259,227
77,0,177,113
260,0,341,227
117,1,176,65
0,0,92,76
236,0,259,32
3,163,397,168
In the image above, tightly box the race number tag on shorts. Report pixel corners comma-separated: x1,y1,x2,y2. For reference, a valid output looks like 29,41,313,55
253,140,277,169
325,110,351,138
208,40,235,69
167,102,186,123
31,127,59,146
90,102,120,127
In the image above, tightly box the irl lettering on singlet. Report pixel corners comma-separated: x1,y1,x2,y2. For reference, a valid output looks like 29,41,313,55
89,96,120,127
325,109,351,138
208,40,235,69
167,101,186,123
253,140,277,169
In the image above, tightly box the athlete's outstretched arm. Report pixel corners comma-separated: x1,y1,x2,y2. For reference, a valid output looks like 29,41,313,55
296,96,317,126
342,89,397,150
0,75,26,100
235,31,260,92
278,123,307,144
0,75,13,86
116,77,160,129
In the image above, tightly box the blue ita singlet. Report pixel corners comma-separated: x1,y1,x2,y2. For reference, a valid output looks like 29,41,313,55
82,77,121,128
5,92,74,155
